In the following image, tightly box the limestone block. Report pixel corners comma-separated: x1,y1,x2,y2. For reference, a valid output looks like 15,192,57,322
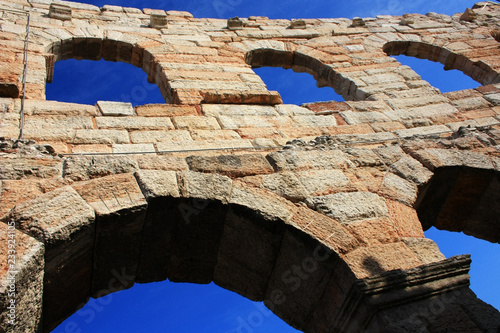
484,93,500,106
390,156,433,185
305,191,388,223
340,111,391,124
343,218,401,246
136,155,188,171
130,130,192,143
5,186,95,330
23,100,97,116
259,171,309,202
96,117,174,130
134,170,179,199
202,104,279,117
218,115,273,129
402,237,446,264
295,169,353,196
150,11,168,29
186,154,274,178
112,143,155,154
378,173,418,206
74,129,130,144
190,129,241,141
172,116,220,130
292,115,337,127
267,149,354,172
155,139,253,153
229,182,295,222
178,170,232,203
0,157,61,180
342,148,384,168
49,3,72,21
135,104,197,117
0,223,44,333
342,242,422,278
289,205,359,253
96,101,135,116
275,104,314,116
63,155,138,181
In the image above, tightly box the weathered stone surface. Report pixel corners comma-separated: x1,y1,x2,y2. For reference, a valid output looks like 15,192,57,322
402,237,446,264
186,153,274,177
178,170,233,203
4,186,95,331
267,149,354,172
378,172,418,206
134,170,180,199
0,157,61,180
0,223,44,333
96,116,174,130
72,173,147,296
295,169,353,196
389,156,433,185
73,129,130,144
259,171,309,202
306,191,388,223
63,155,138,181
342,242,422,278
97,101,135,116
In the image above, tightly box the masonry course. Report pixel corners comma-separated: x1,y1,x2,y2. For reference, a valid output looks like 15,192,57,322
0,1,500,332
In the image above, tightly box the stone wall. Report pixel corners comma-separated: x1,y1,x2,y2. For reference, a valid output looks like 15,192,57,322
0,0,500,332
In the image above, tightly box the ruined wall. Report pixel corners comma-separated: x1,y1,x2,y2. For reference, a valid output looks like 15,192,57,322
0,0,500,332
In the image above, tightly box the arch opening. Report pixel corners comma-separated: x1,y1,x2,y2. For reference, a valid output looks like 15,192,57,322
46,58,165,107
45,38,171,104
25,188,345,333
416,165,500,311
246,49,360,101
383,41,500,86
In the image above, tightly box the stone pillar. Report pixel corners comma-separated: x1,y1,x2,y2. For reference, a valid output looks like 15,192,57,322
329,255,500,332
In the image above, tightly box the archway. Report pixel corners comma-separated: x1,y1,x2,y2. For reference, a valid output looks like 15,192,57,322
383,41,500,86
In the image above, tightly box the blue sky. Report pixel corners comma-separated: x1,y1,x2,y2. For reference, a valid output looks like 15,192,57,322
48,1,499,332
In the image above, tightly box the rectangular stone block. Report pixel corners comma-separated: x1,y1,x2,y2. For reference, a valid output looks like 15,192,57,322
172,116,220,130
74,129,130,144
306,191,389,223
97,101,135,116
96,116,174,130
267,149,354,172
130,130,192,143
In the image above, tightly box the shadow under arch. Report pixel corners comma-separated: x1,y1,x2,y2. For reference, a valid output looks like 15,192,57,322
5,170,356,333
45,37,172,103
383,40,500,86
416,165,500,243
245,48,361,101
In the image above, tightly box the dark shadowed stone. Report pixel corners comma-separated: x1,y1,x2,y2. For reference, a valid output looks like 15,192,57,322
264,227,340,330
72,174,147,298
4,186,95,331
214,205,285,301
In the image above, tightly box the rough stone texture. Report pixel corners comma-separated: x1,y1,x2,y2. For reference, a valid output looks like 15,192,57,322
0,223,44,333
1,1,500,332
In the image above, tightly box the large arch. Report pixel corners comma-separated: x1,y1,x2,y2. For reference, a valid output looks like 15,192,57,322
383,40,500,86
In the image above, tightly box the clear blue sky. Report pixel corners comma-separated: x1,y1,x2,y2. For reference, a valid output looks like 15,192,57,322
48,1,499,332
